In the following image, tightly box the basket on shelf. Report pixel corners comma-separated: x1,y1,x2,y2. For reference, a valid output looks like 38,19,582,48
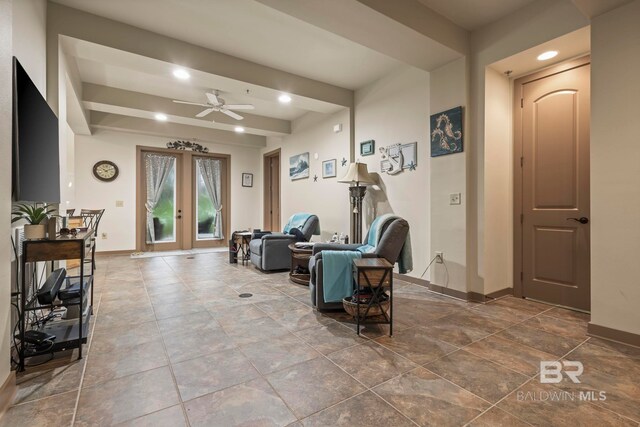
342,296,390,318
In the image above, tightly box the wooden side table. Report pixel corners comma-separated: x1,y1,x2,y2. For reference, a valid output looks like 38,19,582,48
288,243,313,285
352,258,393,336
233,231,253,265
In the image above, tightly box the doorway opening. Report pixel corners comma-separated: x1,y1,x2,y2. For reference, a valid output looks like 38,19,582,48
136,146,230,252
513,56,591,311
263,149,281,232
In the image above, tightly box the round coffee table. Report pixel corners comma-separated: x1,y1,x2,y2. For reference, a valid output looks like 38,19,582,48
288,243,313,285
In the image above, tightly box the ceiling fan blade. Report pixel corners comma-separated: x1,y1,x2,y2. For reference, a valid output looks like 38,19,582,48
224,104,255,110
195,108,215,118
220,109,243,120
173,100,210,107
206,92,220,105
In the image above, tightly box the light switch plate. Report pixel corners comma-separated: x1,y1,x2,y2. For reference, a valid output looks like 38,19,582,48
115,200,124,207
449,193,461,205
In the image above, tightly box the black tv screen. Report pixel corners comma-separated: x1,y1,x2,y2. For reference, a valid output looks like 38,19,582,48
12,57,60,203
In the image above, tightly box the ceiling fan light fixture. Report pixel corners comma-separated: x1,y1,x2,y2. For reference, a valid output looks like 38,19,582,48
234,126,245,133
278,94,292,104
155,113,168,121
537,50,558,61
172,68,190,80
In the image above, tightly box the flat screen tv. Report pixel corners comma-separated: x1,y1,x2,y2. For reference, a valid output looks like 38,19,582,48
12,57,60,203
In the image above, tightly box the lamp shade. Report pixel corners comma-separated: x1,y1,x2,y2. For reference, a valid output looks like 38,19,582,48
338,162,375,185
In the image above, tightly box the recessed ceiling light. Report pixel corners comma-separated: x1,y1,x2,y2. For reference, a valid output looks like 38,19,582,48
278,94,292,104
155,113,168,121
537,51,558,61
234,126,245,133
172,68,190,80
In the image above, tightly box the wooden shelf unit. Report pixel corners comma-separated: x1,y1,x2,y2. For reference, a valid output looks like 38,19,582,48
17,230,95,371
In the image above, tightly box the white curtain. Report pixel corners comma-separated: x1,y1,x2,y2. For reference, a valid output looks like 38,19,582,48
145,154,175,243
196,158,224,239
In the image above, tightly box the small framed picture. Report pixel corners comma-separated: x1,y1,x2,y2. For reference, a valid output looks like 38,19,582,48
360,140,375,156
242,173,253,187
322,159,337,178
380,160,391,173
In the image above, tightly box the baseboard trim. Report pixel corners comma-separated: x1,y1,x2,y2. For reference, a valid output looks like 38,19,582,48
486,287,514,300
393,273,429,287
587,323,640,348
0,372,16,419
96,249,135,256
394,274,516,303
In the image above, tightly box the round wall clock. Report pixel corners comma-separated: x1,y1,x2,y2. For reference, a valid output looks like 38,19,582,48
93,160,119,182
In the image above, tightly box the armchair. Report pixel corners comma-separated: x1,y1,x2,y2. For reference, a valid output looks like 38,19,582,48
309,216,409,310
249,214,320,271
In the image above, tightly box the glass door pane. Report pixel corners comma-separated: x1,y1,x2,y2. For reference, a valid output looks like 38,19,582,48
195,161,216,240
145,153,178,245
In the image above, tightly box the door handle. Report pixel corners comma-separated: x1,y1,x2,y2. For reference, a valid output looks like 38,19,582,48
566,217,589,224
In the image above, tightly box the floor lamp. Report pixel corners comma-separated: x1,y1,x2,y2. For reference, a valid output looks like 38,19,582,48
338,162,375,244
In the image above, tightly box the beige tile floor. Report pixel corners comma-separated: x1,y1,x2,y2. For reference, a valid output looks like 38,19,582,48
4,253,640,426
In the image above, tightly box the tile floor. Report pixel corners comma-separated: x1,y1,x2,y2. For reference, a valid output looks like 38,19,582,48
4,253,639,426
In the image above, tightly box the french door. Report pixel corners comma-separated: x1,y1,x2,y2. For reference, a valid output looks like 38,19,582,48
137,147,229,252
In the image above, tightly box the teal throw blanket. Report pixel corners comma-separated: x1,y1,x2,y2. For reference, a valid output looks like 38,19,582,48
358,214,413,274
322,250,362,303
283,213,314,234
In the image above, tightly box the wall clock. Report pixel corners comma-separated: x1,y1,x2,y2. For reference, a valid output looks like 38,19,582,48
93,160,119,182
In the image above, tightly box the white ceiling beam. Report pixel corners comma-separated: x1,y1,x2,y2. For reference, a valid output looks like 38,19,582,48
90,112,266,149
46,2,354,116
255,0,466,70
83,83,291,136
571,0,634,18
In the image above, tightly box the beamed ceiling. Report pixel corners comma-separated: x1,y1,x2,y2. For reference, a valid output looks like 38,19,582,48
48,0,608,146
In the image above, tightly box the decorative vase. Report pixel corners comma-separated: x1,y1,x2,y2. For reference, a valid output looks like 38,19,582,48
24,224,46,240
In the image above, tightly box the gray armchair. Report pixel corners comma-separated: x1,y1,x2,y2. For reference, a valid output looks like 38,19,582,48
309,217,409,310
249,214,320,271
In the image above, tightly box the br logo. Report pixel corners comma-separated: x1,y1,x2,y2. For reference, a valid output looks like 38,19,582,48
540,361,583,383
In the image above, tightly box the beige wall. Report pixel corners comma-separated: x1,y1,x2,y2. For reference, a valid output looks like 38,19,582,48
483,67,512,294
262,109,351,241
590,0,640,335
355,65,430,278
1,0,48,389
429,58,468,292
0,0,13,387
74,129,262,251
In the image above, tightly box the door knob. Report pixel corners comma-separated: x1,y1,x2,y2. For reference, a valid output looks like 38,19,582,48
566,217,589,224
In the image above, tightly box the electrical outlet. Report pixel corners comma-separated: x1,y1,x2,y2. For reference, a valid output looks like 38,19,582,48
115,200,124,207
449,193,461,205
435,251,444,263
101,232,107,239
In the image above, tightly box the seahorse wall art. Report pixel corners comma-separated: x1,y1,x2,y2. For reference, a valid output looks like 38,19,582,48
430,106,463,157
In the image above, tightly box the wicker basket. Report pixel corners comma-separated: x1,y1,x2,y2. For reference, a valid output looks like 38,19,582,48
343,296,390,318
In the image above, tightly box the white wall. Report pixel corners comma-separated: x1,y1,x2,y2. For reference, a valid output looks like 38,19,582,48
262,109,351,241
483,67,512,294
355,65,430,278
590,0,640,335
429,58,467,292
74,130,262,251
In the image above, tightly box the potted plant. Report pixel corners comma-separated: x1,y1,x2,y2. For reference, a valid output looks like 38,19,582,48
11,203,57,240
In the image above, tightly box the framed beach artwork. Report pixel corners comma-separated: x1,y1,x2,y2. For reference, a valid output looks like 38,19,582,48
289,152,310,180
360,140,375,156
322,159,337,178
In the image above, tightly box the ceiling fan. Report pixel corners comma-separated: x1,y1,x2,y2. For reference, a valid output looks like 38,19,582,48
172,90,254,121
